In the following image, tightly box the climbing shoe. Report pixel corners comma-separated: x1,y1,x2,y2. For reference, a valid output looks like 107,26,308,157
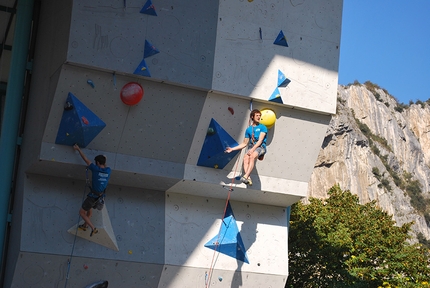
90,228,98,237
247,178,253,186
78,224,87,231
240,177,249,184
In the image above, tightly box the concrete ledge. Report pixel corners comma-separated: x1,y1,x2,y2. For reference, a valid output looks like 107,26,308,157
168,164,307,207
35,142,305,207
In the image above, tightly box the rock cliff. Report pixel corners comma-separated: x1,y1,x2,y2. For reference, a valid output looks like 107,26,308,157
308,82,430,243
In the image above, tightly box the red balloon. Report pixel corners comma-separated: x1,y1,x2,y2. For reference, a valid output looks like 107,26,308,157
120,82,144,105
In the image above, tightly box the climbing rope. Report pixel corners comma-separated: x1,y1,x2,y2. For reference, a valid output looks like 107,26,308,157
205,101,255,286
64,168,89,288
205,149,243,288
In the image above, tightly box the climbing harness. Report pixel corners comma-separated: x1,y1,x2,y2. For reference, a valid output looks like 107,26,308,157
251,126,266,161
87,187,106,211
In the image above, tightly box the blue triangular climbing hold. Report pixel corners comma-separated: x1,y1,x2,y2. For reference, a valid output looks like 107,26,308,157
197,118,239,169
140,0,157,16
204,201,249,264
225,201,235,218
277,70,291,87
273,30,288,47
144,40,160,58
269,87,283,104
55,92,106,148
134,59,151,77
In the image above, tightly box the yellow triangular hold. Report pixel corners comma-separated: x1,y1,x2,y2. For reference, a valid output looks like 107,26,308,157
67,205,119,251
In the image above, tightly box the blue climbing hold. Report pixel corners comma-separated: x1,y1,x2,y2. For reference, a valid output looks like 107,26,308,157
204,201,249,263
144,40,160,59
277,70,291,87
87,79,95,88
197,119,239,169
140,0,157,16
55,92,106,148
269,87,283,104
133,59,151,77
273,30,288,47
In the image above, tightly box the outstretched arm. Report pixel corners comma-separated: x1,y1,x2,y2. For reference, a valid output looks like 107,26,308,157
73,144,91,166
225,138,249,153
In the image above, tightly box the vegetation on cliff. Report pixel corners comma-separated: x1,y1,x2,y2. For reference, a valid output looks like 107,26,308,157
287,185,430,288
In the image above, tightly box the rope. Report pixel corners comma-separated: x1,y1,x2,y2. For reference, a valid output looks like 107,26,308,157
205,100,254,286
205,150,243,288
248,100,253,127
64,168,89,288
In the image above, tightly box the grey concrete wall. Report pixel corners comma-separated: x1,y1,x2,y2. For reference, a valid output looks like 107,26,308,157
67,0,219,90
213,0,342,114
21,174,165,261
23,64,330,207
8,173,166,287
66,0,342,114
9,174,289,287
41,64,207,163
164,193,287,275
10,252,164,287
10,253,286,287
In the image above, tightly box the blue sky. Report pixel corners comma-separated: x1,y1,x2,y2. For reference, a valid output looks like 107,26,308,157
338,1,430,104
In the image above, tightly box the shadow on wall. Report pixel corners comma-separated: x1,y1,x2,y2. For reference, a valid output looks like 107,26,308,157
232,218,257,287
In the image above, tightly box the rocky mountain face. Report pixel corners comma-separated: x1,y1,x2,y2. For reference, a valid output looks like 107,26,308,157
308,82,430,243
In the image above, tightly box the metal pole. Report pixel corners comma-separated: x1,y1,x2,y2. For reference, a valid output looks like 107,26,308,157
0,0,34,266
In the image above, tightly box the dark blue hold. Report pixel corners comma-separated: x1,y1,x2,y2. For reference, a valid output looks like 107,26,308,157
197,118,240,169
140,0,157,16
87,79,95,88
207,127,215,135
55,92,106,147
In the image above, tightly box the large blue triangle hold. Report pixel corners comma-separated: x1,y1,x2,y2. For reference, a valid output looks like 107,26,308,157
273,30,288,47
134,59,151,77
269,87,283,104
144,40,160,58
197,119,240,169
277,69,291,87
204,201,249,263
55,93,106,148
140,0,157,16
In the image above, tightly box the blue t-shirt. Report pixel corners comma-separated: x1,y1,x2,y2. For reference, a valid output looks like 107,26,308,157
88,163,111,193
245,123,268,149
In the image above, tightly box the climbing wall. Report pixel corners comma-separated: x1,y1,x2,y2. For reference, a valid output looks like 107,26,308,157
68,0,219,90
4,0,343,287
212,0,341,113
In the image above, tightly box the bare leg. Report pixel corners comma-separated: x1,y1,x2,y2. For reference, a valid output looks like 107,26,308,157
79,208,95,231
243,151,258,179
87,208,92,220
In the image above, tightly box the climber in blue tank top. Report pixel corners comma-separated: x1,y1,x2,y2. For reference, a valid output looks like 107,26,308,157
73,144,111,237
225,109,267,186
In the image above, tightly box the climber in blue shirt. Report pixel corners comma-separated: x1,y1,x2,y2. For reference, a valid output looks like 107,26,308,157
74,144,111,236
225,109,267,186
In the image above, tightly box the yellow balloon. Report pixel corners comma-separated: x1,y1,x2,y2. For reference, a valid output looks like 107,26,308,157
260,108,276,129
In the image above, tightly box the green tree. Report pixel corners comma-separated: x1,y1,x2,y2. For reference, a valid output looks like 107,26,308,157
286,185,430,288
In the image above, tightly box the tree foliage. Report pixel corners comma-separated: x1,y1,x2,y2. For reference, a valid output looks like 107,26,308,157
286,185,430,288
